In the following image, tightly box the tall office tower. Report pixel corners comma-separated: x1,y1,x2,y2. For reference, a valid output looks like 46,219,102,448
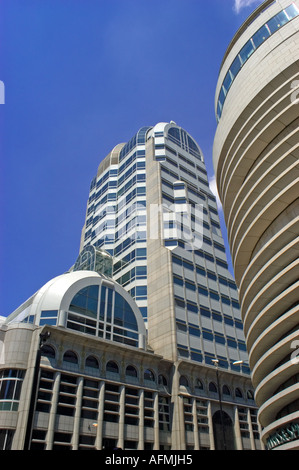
79,122,259,449
80,121,249,371
213,0,299,451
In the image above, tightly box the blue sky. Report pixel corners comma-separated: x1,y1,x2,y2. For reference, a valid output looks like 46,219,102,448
0,0,264,317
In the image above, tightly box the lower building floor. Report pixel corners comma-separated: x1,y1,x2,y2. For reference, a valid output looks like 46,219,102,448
0,323,262,450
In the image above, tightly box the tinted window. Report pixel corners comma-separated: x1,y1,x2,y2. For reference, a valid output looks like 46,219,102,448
239,39,255,65
230,55,241,79
267,11,288,33
252,24,270,48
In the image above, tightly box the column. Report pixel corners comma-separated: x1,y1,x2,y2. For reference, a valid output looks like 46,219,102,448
72,376,84,450
117,385,125,449
138,389,144,450
234,406,243,450
207,401,215,450
153,392,159,450
192,398,199,450
46,372,61,450
95,381,105,450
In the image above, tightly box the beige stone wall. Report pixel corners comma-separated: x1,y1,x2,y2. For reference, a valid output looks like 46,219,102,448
145,136,178,362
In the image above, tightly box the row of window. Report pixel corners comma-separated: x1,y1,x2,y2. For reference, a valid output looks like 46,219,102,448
179,375,254,402
113,247,147,273
160,166,217,206
177,348,250,374
119,126,151,162
89,166,117,193
177,320,246,350
175,298,243,331
173,275,239,307
172,255,236,288
118,149,145,176
34,368,170,447
217,3,299,121
115,265,147,287
42,349,162,386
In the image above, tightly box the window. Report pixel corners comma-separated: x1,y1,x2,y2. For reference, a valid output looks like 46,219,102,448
144,369,155,382
0,370,25,412
57,374,77,417
209,382,217,393
69,285,99,318
223,70,233,94
230,55,241,79
126,365,138,378
187,302,198,313
235,388,243,398
267,10,288,33
195,379,204,390
106,361,119,374
41,345,55,359
239,39,255,64
40,310,58,326
0,430,14,450
286,3,299,19
189,326,200,337
114,291,138,330
104,384,120,423
85,355,99,369
252,24,270,48
159,396,170,431
179,376,189,387
223,385,231,396
158,375,167,386
125,387,139,426
63,350,78,364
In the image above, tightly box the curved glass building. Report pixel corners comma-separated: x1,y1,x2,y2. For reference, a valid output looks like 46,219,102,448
213,0,299,451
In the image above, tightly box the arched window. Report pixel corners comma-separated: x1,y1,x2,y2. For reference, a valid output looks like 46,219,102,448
247,390,254,400
222,385,231,396
179,375,189,387
114,292,138,330
235,387,243,398
209,382,218,393
85,355,99,369
195,378,204,390
69,285,99,318
41,345,55,359
144,369,155,382
126,365,138,378
63,350,78,364
106,361,119,374
158,374,167,386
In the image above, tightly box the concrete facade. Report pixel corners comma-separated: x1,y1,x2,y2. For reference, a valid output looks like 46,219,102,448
213,0,299,450
0,271,260,450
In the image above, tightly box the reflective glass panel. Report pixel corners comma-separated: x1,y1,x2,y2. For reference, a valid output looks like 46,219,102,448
252,24,270,48
69,285,99,318
239,39,255,65
285,4,299,20
223,71,233,95
229,55,242,79
267,11,288,33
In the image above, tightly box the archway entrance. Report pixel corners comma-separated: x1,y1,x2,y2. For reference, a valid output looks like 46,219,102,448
212,410,235,450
